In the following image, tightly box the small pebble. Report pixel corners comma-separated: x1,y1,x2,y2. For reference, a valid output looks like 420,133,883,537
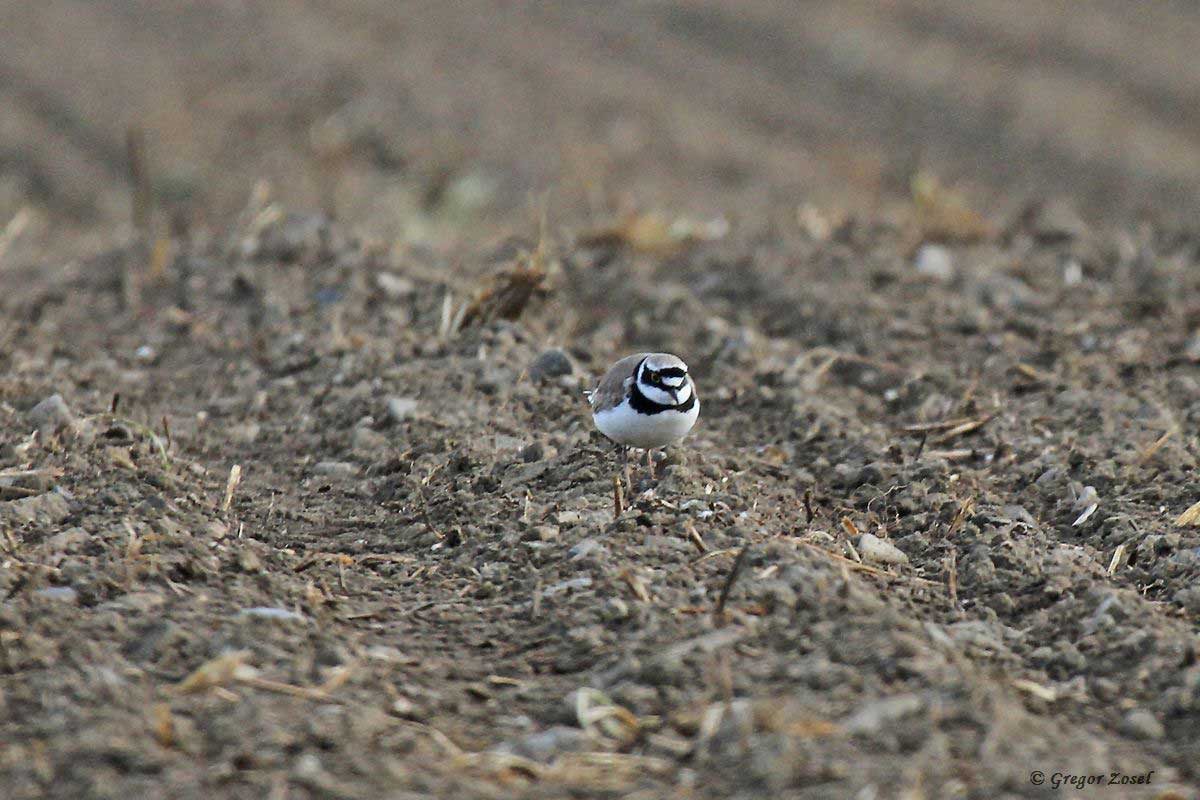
239,607,305,622
375,272,415,300
312,461,358,478
540,577,592,597
1121,709,1164,740
34,586,78,603
569,538,607,561
914,245,955,282
386,397,419,423
529,349,574,380
533,524,559,542
844,694,923,735
494,726,586,763
1029,198,1088,243
227,422,261,444
45,527,91,552
855,533,909,565
28,394,75,437
1,492,71,525
351,427,388,452
601,597,631,622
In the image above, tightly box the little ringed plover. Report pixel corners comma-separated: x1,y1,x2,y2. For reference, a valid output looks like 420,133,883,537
590,352,699,449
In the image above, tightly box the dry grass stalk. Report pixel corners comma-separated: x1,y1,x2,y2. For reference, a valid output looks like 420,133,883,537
620,568,652,603
799,541,938,585
612,474,625,519
151,703,177,748
175,650,346,702
945,549,959,608
929,415,993,445
1137,428,1176,465
176,650,255,694
458,263,548,328
237,675,338,702
1011,678,1057,702
694,547,741,564
921,448,977,462
1175,501,1200,527
714,544,750,618
1107,543,1126,575
0,485,40,500
844,537,863,563
1012,362,1055,384
574,687,640,745
222,464,243,511
900,417,976,434
947,496,976,537
0,207,34,265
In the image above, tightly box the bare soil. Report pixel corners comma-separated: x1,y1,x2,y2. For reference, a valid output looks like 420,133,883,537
2,3,1200,799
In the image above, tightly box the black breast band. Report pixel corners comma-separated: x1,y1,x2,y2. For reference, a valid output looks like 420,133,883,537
628,382,697,415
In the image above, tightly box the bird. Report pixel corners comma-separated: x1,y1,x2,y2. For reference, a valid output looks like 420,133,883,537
589,352,699,451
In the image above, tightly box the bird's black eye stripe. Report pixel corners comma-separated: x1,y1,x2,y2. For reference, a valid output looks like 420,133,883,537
659,367,686,379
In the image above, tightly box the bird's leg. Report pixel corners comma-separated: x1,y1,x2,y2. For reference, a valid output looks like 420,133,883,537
645,447,655,480
621,445,633,497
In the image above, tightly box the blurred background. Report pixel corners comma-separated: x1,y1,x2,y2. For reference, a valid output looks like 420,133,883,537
2,0,1198,257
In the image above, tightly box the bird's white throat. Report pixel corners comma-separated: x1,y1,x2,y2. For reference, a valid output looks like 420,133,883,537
638,381,691,407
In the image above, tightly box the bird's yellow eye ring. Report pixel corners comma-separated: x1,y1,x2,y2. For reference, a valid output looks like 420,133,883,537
647,371,660,383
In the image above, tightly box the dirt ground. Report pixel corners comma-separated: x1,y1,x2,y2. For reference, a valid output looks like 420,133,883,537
3,2,1200,798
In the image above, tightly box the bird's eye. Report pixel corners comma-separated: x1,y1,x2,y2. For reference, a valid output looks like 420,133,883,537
647,371,660,383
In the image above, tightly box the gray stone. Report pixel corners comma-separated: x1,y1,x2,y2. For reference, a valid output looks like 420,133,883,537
568,538,608,561
529,349,574,380
312,461,358,478
239,607,306,622
844,694,923,735
540,577,592,597
601,598,631,622
1029,198,1088,243
914,245,955,282
494,725,586,763
1121,709,1164,740
375,272,415,301
28,394,75,438
855,533,909,565
45,527,91,552
34,586,78,603
227,422,261,444
385,397,419,423
351,426,388,452
1,491,71,525
1173,587,1200,615
532,524,559,542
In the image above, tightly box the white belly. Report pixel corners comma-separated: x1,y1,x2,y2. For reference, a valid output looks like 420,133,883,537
593,398,699,448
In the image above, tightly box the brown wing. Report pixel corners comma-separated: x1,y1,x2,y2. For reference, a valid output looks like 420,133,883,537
589,353,649,411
